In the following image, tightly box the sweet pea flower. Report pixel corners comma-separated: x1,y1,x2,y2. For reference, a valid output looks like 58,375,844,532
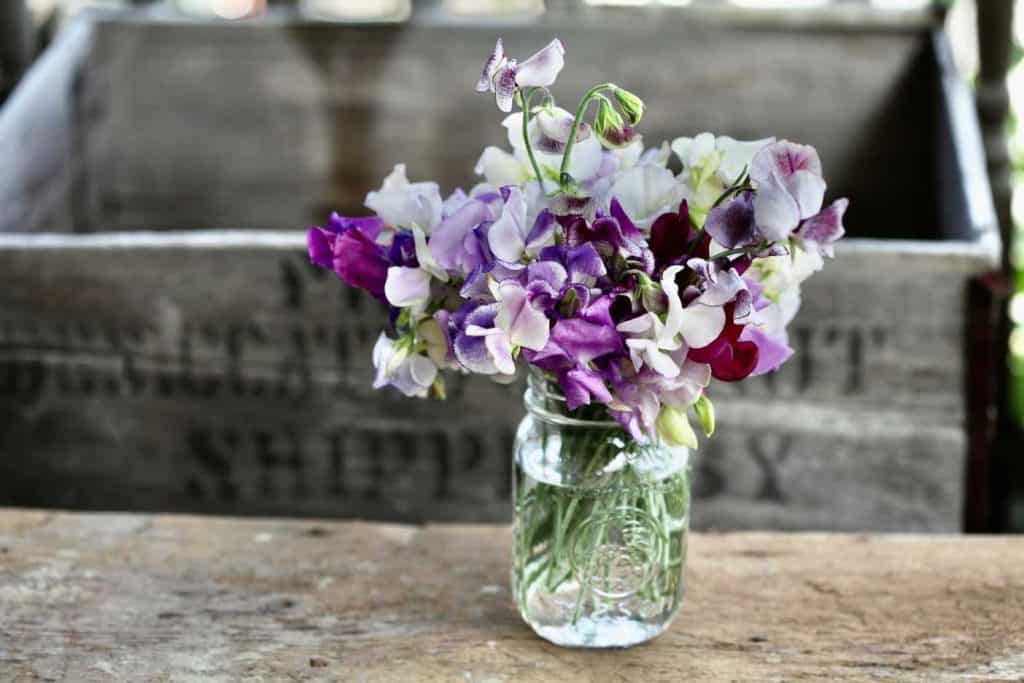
661,265,728,350
477,38,566,112
372,333,438,398
749,141,827,242
429,192,501,274
672,134,774,212
608,164,686,230
307,213,390,301
745,241,824,301
494,278,551,351
453,303,517,377
501,108,604,190
488,187,557,263
365,164,444,232
796,197,848,257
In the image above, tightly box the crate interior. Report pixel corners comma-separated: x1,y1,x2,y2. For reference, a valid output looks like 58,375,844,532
2,9,968,242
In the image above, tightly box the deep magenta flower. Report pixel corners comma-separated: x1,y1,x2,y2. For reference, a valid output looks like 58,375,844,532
307,213,391,301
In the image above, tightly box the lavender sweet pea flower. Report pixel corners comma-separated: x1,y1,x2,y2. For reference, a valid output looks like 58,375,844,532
740,325,793,376
495,279,550,351
750,141,827,241
453,303,516,377
365,164,443,231
372,333,437,398
489,187,556,263
477,38,566,113
430,196,498,274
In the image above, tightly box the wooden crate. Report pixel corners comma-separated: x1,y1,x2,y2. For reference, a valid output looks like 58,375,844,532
0,5,1000,531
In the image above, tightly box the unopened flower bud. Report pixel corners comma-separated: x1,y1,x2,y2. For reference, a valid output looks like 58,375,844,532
693,393,715,437
594,98,634,149
611,86,645,126
656,406,698,449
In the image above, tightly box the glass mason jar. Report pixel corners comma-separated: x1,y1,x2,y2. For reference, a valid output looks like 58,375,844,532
512,372,691,648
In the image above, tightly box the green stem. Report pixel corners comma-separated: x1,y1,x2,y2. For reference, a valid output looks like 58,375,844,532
559,82,616,187
517,88,546,195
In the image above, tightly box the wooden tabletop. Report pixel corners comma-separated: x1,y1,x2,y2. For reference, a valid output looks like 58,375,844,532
1,510,1022,682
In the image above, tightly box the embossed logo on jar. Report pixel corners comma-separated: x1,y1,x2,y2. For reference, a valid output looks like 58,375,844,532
569,506,664,599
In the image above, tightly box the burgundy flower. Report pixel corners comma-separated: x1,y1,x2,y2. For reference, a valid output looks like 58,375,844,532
649,201,708,271
687,303,759,382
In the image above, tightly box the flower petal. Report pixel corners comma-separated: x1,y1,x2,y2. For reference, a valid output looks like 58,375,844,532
496,280,550,351
384,266,431,307
678,303,726,349
752,174,802,241
515,39,565,88
494,63,518,113
477,38,505,92
705,192,758,249
798,197,848,256
488,186,528,262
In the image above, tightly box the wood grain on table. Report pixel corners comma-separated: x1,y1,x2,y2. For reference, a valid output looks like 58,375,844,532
0,510,1022,682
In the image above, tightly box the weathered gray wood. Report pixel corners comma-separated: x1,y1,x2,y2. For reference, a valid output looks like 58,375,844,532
0,5,1001,530
0,7,949,238
2,510,1024,681
0,232,993,531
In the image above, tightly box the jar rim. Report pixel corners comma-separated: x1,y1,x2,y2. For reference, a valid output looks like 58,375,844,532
525,370,621,429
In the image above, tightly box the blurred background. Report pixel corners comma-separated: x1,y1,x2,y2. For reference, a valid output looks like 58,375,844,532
0,0,1021,533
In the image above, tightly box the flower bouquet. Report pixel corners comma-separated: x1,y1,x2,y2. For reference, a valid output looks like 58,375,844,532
307,37,847,648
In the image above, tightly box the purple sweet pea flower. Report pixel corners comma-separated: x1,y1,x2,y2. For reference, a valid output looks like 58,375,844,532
796,197,848,257
476,38,566,113
705,191,759,249
750,141,827,242
537,242,607,285
560,366,613,411
564,198,645,258
453,303,516,376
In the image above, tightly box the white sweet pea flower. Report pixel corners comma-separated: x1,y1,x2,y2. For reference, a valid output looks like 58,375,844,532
617,313,681,378
365,164,443,231
412,224,448,283
746,242,824,301
607,164,686,229
372,333,437,398
384,266,432,308
476,38,566,113
502,108,603,188
671,134,774,212
474,146,531,188
661,265,727,349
